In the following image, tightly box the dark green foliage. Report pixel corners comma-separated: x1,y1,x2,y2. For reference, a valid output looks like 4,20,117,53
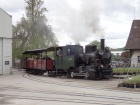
88,40,100,49
88,40,112,50
123,75,140,85
111,47,124,51
113,67,140,74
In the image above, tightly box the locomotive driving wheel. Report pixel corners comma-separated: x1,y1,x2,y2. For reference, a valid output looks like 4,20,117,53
90,71,97,80
66,69,71,78
99,71,103,79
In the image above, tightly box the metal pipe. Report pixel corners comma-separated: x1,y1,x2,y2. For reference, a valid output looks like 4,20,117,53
101,39,105,51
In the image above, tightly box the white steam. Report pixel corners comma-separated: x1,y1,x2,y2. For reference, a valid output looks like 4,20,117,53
66,1,105,42
46,0,105,43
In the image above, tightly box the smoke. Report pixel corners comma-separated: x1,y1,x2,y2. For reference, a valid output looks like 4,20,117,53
82,1,105,39
46,0,104,44
66,0,104,42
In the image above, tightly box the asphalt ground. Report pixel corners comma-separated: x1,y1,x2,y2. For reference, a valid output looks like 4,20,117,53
0,69,140,105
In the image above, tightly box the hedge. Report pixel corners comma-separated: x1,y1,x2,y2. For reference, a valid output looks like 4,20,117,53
113,67,140,74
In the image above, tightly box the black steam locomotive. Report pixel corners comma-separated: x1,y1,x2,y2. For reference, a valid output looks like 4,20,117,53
23,39,112,80
74,39,112,79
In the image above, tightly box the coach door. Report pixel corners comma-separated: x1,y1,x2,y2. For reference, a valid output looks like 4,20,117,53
55,47,63,69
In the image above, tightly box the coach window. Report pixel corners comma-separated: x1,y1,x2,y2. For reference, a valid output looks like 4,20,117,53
138,56,140,62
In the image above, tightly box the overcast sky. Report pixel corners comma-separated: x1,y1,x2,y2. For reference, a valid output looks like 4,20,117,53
0,0,140,48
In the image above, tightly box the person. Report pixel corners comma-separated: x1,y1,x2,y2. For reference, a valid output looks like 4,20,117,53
36,55,40,59
57,49,62,56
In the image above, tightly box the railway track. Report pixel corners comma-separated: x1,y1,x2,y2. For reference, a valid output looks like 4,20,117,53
18,73,140,104
23,73,140,93
1,72,140,105
0,85,140,105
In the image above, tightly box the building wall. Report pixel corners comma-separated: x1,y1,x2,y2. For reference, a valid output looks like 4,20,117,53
0,8,12,75
131,50,140,67
0,38,2,74
3,39,12,74
0,8,12,38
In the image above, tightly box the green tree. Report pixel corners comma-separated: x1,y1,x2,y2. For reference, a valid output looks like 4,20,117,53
12,0,58,59
88,40,112,50
88,40,100,48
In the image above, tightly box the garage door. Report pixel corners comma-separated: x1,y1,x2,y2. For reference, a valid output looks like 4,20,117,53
0,38,2,74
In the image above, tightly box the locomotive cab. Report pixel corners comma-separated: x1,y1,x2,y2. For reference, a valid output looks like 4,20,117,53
54,45,84,73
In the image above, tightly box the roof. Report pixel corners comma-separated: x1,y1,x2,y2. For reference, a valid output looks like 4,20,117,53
125,20,140,50
22,49,47,54
22,45,82,54
22,47,57,54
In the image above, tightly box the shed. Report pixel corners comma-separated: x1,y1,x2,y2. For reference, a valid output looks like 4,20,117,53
0,8,12,75
125,20,140,67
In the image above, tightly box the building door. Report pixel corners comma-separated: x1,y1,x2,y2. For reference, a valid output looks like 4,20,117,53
0,38,2,74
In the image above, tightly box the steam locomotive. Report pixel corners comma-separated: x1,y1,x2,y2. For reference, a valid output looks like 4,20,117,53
23,39,112,80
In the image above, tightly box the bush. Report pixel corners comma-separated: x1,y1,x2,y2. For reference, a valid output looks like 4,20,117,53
122,75,140,85
113,67,140,74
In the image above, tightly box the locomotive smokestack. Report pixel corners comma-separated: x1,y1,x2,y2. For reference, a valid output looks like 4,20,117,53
101,39,105,51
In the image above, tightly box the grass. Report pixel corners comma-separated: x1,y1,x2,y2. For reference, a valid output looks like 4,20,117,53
113,67,140,85
113,67,140,74
122,75,140,85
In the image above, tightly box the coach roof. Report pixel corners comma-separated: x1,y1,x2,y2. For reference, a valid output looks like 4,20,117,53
22,47,57,54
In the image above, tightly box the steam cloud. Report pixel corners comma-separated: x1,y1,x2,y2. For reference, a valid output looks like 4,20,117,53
66,1,105,42
46,0,105,44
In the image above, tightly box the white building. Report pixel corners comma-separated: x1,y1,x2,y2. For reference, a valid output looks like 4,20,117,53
0,8,12,75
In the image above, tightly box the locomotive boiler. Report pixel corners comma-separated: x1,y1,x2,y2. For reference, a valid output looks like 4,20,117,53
23,39,112,80
72,39,112,79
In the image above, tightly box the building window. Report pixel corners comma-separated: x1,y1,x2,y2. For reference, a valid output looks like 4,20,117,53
138,56,140,62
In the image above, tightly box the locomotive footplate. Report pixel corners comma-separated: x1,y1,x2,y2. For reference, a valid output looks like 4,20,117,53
71,68,96,79
71,72,86,78
105,74,113,78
